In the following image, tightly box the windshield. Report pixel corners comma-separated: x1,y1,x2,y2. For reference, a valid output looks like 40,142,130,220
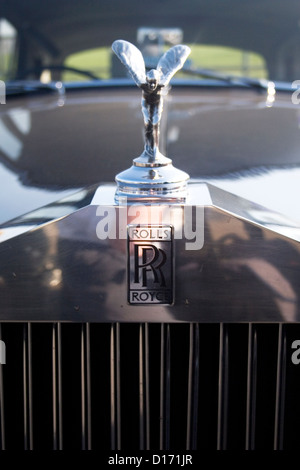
1,0,299,84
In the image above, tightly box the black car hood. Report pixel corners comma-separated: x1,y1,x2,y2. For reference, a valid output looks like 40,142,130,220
1,84,300,224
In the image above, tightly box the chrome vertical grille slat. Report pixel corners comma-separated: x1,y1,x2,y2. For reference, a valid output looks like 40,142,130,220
145,324,150,450
0,324,4,451
139,323,150,450
186,323,200,450
81,323,91,450
274,324,287,450
245,323,258,450
52,323,63,450
110,323,121,450
159,324,164,450
217,323,229,450
23,323,33,450
139,325,144,450
160,324,171,450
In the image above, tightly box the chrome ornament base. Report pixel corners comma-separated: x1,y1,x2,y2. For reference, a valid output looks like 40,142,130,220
115,149,190,202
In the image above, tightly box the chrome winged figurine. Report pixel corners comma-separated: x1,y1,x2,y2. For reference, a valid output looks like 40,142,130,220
112,39,191,200
112,40,190,156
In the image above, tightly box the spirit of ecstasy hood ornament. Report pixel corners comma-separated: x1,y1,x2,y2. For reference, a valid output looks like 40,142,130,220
112,39,191,201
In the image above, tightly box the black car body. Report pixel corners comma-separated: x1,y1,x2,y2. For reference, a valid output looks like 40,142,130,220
1,0,300,451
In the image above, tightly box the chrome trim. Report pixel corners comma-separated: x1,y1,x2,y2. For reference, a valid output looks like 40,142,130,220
160,324,171,450
23,323,33,450
274,324,287,450
0,182,300,322
186,323,200,450
81,323,91,450
52,323,63,450
110,323,121,450
217,324,229,450
245,324,257,450
112,40,190,201
0,321,299,449
139,323,150,450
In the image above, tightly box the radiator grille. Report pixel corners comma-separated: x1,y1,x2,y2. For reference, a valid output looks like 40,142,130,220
0,322,300,450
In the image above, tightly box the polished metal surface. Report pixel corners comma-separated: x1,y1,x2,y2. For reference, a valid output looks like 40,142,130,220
112,40,190,200
160,324,171,450
0,182,299,322
217,324,229,450
52,323,63,450
23,323,33,450
1,87,300,226
245,324,257,450
274,324,287,450
110,323,121,450
139,323,150,450
186,323,200,450
1,321,300,450
80,323,91,450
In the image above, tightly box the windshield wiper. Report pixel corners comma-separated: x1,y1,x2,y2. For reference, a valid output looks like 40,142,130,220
144,55,277,91
179,63,275,91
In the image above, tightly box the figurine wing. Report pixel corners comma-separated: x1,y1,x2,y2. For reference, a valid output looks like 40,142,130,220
112,40,146,87
157,45,191,86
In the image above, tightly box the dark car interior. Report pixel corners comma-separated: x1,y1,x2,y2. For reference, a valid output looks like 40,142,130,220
3,0,300,82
